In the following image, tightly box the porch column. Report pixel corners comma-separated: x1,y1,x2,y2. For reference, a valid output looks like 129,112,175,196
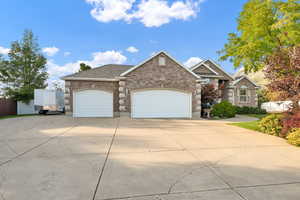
64,81,71,115
227,85,235,105
118,77,128,117
194,80,202,118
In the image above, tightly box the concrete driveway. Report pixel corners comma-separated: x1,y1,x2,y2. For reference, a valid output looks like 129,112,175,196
0,116,299,200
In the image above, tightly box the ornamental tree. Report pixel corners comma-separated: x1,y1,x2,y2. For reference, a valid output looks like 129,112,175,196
201,84,219,105
264,46,300,111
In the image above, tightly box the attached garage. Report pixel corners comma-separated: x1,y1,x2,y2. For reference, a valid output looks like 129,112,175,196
131,90,192,119
73,90,113,117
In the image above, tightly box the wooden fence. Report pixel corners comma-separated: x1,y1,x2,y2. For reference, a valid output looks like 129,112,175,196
0,98,17,116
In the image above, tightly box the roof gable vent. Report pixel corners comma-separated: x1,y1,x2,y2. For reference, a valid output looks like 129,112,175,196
159,56,166,66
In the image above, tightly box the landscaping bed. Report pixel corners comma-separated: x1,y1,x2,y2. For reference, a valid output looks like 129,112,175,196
229,113,300,147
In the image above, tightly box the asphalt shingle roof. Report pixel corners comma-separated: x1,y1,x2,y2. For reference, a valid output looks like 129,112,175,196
63,64,134,79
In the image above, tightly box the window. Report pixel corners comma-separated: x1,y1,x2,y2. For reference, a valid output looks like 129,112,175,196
239,86,248,103
202,78,211,84
159,56,166,66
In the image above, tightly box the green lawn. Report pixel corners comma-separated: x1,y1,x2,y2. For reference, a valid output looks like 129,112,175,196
228,114,268,132
0,114,38,120
229,120,261,132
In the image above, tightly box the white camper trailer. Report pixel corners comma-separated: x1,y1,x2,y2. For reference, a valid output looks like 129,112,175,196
34,89,65,114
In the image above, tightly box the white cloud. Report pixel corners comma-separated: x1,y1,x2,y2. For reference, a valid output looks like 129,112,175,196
42,47,60,57
126,46,139,53
0,46,10,55
64,52,71,56
85,0,203,27
47,79,65,90
47,50,127,78
184,57,202,68
133,0,199,27
86,0,135,22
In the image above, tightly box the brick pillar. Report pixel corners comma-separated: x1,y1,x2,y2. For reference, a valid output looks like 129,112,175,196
194,80,202,118
255,92,258,107
227,86,235,105
64,81,71,115
118,79,128,117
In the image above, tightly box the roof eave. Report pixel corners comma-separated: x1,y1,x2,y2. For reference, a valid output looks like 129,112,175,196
120,51,200,79
62,77,119,82
232,76,260,88
205,59,234,81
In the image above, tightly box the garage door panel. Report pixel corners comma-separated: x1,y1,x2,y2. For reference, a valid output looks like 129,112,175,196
74,90,113,117
132,90,191,119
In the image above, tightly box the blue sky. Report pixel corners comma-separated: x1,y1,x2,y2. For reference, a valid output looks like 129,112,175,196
0,0,247,87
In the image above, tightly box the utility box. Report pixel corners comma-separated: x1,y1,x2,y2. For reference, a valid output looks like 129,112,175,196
34,89,65,114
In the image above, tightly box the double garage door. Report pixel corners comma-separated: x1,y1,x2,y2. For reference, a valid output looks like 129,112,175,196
132,90,192,118
73,89,192,118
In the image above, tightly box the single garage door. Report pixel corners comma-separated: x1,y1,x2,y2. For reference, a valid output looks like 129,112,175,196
132,90,192,118
73,90,113,117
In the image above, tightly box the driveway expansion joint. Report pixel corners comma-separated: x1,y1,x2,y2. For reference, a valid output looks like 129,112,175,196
235,181,300,189
162,132,248,200
92,118,120,200
0,125,77,167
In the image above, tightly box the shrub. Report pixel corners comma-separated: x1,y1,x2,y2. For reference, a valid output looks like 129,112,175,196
281,111,300,137
259,114,283,136
211,101,236,118
234,106,267,115
287,128,300,146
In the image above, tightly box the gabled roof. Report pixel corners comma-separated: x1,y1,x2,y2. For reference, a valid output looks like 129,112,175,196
233,75,260,88
120,51,200,79
191,63,219,76
191,59,234,81
62,64,134,81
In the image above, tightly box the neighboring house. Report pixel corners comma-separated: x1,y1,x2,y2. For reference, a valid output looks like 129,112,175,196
62,51,259,118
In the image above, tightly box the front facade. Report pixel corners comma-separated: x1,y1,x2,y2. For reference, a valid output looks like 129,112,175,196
63,52,259,118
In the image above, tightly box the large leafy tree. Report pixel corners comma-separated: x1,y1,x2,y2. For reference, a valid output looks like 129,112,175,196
0,30,48,103
78,63,92,72
219,0,300,73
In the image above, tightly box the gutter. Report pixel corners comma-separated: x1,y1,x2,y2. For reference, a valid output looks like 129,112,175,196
62,77,119,82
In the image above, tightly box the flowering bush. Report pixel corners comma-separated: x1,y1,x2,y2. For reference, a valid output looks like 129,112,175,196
287,128,300,147
259,114,283,136
281,111,300,137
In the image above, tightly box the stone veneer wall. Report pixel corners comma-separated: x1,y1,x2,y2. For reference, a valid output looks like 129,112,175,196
226,79,258,107
64,80,120,115
118,53,202,117
234,78,258,107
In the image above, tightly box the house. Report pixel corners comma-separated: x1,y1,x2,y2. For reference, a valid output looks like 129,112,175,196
62,51,259,118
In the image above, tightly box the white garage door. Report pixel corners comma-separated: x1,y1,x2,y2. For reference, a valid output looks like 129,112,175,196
73,90,113,117
132,90,192,118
